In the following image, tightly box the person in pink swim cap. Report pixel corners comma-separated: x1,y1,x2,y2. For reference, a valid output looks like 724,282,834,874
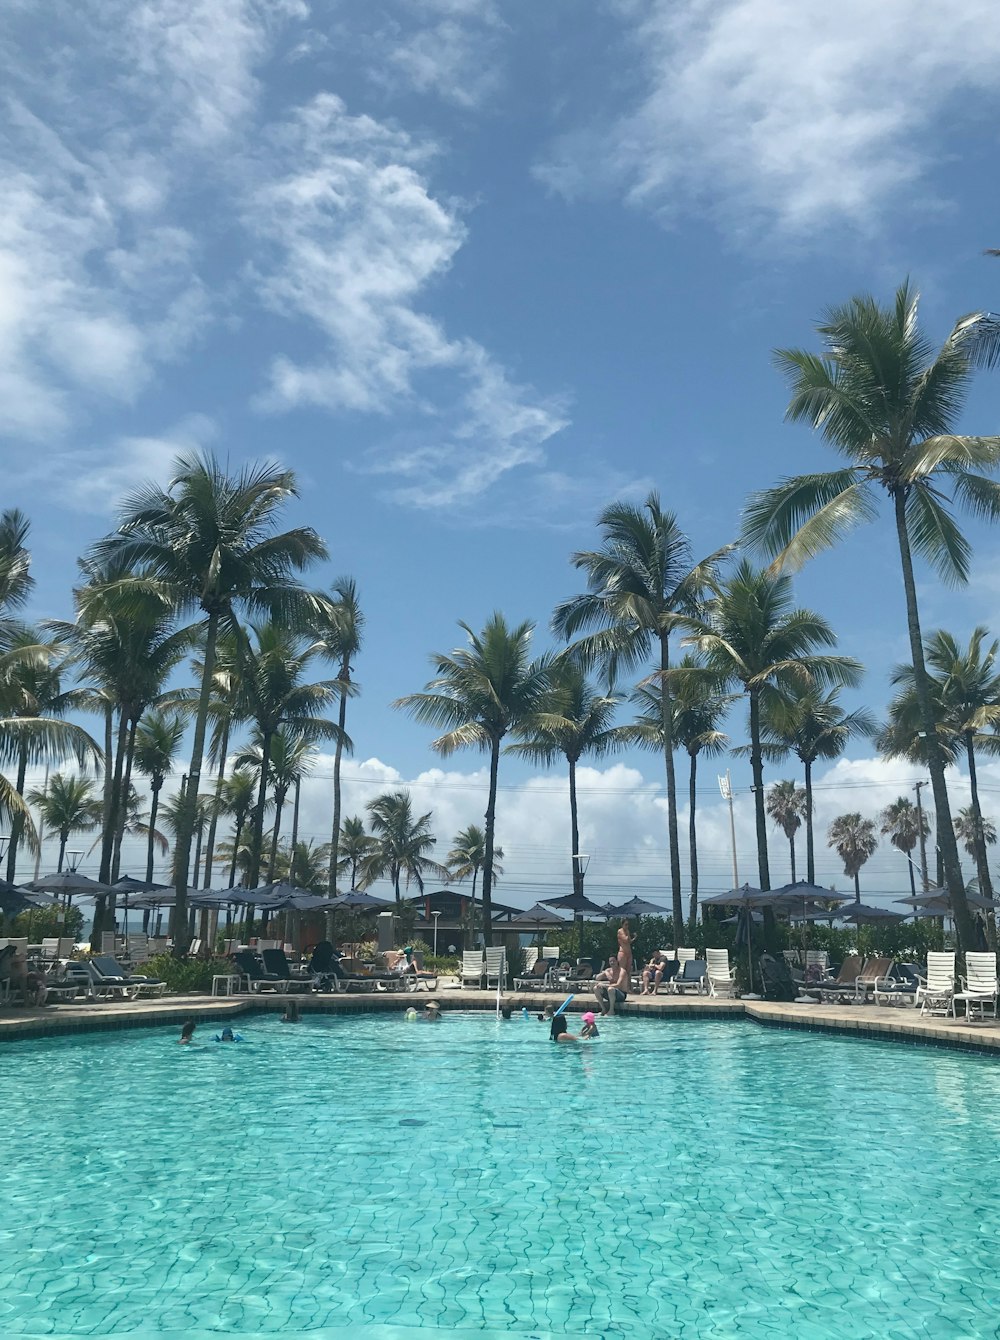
580,1011,600,1039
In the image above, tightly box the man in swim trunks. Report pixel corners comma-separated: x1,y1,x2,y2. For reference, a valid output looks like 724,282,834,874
594,954,628,1016
641,949,677,995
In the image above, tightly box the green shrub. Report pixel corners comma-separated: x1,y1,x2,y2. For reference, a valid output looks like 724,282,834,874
11,905,85,941
143,953,236,994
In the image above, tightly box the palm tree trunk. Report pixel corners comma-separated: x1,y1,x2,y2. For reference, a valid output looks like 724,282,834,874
892,492,974,952
659,633,683,943
172,609,220,956
749,687,776,949
804,756,815,884
468,866,479,947
5,741,28,884
328,673,349,894
480,735,501,948
568,755,581,903
269,788,286,880
202,719,230,889
906,849,917,897
99,712,127,885
687,751,699,929
247,728,272,889
111,716,138,881
57,832,68,873
854,871,860,902
789,833,797,883
965,732,996,948
146,782,161,886
228,813,246,888
192,824,205,894
102,701,114,847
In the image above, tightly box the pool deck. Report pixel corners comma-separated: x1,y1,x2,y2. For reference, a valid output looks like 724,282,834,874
3,986,1000,1053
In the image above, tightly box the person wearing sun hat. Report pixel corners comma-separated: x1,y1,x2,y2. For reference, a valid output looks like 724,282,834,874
421,1000,442,1022
580,1011,600,1038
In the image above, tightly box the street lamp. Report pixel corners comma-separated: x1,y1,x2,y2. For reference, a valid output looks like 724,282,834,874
432,910,441,958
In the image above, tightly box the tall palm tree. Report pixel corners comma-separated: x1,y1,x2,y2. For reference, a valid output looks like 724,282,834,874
236,726,317,880
551,495,733,932
361,790,449,901
828,813,879,901
336,815,375,892
880,796,930,897
761,686,876,883
446,824,505,945
0,509,32,639
314,577,363,894
743,282,1000,950
615,661,731,927
689,560,862,893
25,773,102,872
508,660,620,905
395,613,552,943
766,780,807,883
133,710,185,886
884,628,1000,907
90,451,327,951
217,769,257,887
234,622,342,888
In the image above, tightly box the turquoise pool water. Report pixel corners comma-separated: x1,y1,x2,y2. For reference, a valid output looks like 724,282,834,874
4,1011,1000,1338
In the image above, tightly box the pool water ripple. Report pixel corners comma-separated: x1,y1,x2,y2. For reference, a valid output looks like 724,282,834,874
4,1012,1000,1336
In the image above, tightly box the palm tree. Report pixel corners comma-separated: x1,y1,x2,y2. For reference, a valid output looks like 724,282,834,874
395,613,552,943
236,726,317,880
766,780,807,883
234,622,342,888
880,796,930,897
336,815,375,892
551,495,733,932
508,660,619,907
616,660,731,927
25,773,102,872
314,577,363,894
689,560,862,893
828,813,878,901
743,282,1000,950
955,805,997,873
361,790,449,901
133,710,185,886
90,451,327,951
217,769,257,887
271,838,331,892
446,824,505,945
884,628,1000,907
761,687,876,883
0,509,32,639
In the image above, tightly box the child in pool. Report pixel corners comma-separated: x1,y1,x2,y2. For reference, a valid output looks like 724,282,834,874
580,1011,600,1038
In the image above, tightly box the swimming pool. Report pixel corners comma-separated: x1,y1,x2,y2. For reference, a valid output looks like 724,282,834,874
4,1010,1000,1337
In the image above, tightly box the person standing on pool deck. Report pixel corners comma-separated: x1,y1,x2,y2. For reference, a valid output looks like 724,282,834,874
617,920,635,979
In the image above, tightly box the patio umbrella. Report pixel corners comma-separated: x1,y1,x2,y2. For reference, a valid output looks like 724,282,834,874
30,870,114,898
699,885,785,992
0,880,56,918
540,889,607,955
895,889,996,911
837,903,905,923
510,902,566,924
699,884,764,906
615,896,672,918
111,877,174,947
329,890,393,910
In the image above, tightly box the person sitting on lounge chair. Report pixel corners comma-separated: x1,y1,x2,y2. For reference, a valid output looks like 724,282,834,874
641,950,677,995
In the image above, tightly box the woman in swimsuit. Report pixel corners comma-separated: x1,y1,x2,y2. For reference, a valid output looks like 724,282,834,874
616,919,635,980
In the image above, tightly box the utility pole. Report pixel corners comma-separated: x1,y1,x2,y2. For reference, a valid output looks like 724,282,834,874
914,780,930,892
718,771,739,889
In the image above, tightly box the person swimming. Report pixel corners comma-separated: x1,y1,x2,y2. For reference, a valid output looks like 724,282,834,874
214,1025,245,1042
421,1001,442,1022
550,1014,580,1043
178,1020,196,1045
500,1005,512,1019
280,1002,300,1023
581,1011,600,1038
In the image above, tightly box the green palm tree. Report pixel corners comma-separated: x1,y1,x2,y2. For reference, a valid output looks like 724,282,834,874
884,628,1000,907
314,577,363,894
26,773,102,872
508,660,619,907
766,779,807,883
271,838,331,892
361,790,449,901
955,805,997,874
551,495,732,932
615,659,732,927
0,509,32,640
217,769,258,888
827,813,879,901
133,710,185,886
880,796,930,897
234,622,343,888
760,686,876,883
394,613,552,943
689,560,862,894
743,282,1000,950
92,452,327,950
336,815,375,892
446,825,505,947
236,726,317,881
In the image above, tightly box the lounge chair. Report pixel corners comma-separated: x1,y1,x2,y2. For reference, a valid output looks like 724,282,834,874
916,952,956,1016
261,948,313,992
233,950,287,992
90,955,166,998
566,961,595,987
485,947,507,990
39,938,61,963
815,954,864,1002
460,951,486,988
873,963,921,1006
705,948,737,998
676,948,696,969
852,956,895,1004
0,944,17,1003
672,959,707,994
513,958,551,991
952,952,998,1021
757,953,797,1001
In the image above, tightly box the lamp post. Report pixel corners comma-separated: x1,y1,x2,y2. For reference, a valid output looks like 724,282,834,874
432,910,441,958
718,771,738,890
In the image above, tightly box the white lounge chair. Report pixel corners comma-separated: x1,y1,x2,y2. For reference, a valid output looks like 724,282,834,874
460,951,485,988
676,948,696,968
916,952,956,1016
485,947,507,990
852,956,895,1003
952,952,998,1021
705,948,737,998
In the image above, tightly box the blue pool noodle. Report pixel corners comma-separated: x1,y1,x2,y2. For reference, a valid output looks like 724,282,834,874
553,994,574,1017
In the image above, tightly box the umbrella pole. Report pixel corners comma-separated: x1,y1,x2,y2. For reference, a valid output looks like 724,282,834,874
747,911,753,993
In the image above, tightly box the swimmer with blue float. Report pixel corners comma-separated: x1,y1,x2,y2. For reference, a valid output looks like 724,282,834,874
214,1026,245,1042
549,994,582,1043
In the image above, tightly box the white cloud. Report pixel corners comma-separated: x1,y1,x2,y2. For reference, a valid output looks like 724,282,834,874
540,0,1000,236
375,0,506,108
250,94,570,507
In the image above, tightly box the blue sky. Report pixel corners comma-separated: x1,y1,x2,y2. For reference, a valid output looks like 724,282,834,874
4,0,1000,905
